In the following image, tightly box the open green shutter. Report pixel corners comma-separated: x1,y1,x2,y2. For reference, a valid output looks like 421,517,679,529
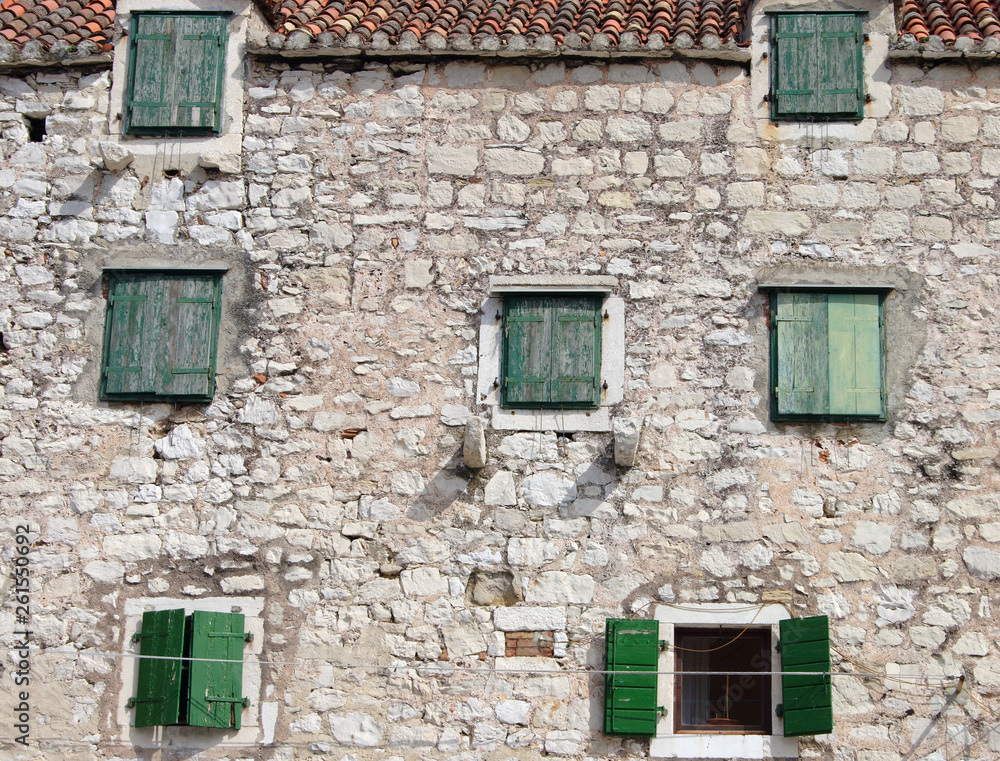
503,296,551,406
173,15,227,132
774,293,829,416
773,14,818,116
817,15,863,118
162,276,220,400
129,609,186,727
188,611,249,729
604,618,660,736
550,296,601,406
103,275,149,396
779,616,833,737
828,294,882,417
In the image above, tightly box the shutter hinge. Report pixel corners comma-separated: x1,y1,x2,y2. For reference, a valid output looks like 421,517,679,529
763,94,770,103
775,703,785,717
206,696,250,706
657,706,668,717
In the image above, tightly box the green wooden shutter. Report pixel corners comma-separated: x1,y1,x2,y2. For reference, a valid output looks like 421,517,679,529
187,611,249,729
604,618,660,736
503,296,550,406
103,275,150,396
551,296,601,406
129,609,186,727
772,13,863,120
162,276,221,399
127,13,227,134
773,14,818,117
779,615,833,737
773,293,829,417
828,294,883,417
817,15,864,117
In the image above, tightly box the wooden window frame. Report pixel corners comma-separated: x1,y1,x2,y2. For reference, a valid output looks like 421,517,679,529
501,293,603,411
768,288,887,423
100,269,224,404
673,628,772,735
768,11,866,122
124,11,230,137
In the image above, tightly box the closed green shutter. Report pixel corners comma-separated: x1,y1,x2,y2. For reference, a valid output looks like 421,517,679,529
774,293,829,417
604,618,660,736
102,272,222,403
129,609,186,727
828,294,882,417
127,13,227,134
503,297,549,406
188,612,249,729
503,295,600,409
772,13,863,121
779,615,833,737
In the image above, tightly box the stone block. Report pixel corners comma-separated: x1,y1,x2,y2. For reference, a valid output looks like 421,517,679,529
941,115,978,143
912,216,952,242
484,147,544,176
427,144,479,176
463,417,487,469
727,182,765,207
494,606,567,631
790,184,840,207
524,572,594,604
897,86,945,116
613,416,642,466
658,120,701,142
743,211,811,235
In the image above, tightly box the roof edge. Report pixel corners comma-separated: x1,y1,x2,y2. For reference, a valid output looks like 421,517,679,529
889,33,1000,59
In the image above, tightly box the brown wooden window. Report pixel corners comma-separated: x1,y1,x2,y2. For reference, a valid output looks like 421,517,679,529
674,628,771,734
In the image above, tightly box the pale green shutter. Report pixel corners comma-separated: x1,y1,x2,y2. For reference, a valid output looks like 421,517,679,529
188,611,249,729
102,275,149,396
604,618,660,736
780,616,833,737
774,293,829,417
162,276,221,400
173,15,228,132
128,14,173,130
129,609,186,727
828,294,883,417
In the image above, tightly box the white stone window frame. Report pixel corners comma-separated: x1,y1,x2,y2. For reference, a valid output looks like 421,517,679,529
477,275,624,433
107,0,251,171
649,603,799,761
117,596,272,749
750,0,892,140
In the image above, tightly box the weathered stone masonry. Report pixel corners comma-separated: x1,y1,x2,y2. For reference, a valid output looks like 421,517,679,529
2,27,1000,761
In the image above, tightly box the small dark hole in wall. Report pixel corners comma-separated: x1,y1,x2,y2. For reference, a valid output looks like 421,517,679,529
163,168,181,178
26,117,46,143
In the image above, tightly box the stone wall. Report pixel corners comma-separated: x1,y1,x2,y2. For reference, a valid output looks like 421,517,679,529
0,51,1000,760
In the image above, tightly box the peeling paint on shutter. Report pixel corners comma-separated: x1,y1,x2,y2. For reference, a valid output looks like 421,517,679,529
129,609,186,727
188,611,249,729
126,13,228,134
780,615,833,737
604,618,660,736
773,292,828,417
828,294,883,417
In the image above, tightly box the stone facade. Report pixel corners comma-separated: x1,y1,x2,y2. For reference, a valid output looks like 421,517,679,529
2,16,1000,761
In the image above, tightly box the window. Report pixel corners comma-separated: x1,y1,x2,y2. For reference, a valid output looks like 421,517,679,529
101,271,223,403
129,608,249,729
477,276,624,432
769,12,865,122
612,606,833,758
125,12,229,136
769,291,885,422
502,294,601,409
675,629,771,734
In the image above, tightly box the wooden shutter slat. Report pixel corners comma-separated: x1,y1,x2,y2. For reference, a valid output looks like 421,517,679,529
188,611,248,729
604,618,659,736
130,609,186,727
780,616,833,737
774,293,829,416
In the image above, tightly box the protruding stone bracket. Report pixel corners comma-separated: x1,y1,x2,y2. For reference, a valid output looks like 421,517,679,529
464,416,487,469
613,416,642,467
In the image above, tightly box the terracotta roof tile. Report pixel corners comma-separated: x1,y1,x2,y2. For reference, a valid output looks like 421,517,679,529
899,0,1000,44
0,0,113,54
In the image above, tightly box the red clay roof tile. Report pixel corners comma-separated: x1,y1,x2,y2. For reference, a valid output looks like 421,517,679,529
0,0,113,53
